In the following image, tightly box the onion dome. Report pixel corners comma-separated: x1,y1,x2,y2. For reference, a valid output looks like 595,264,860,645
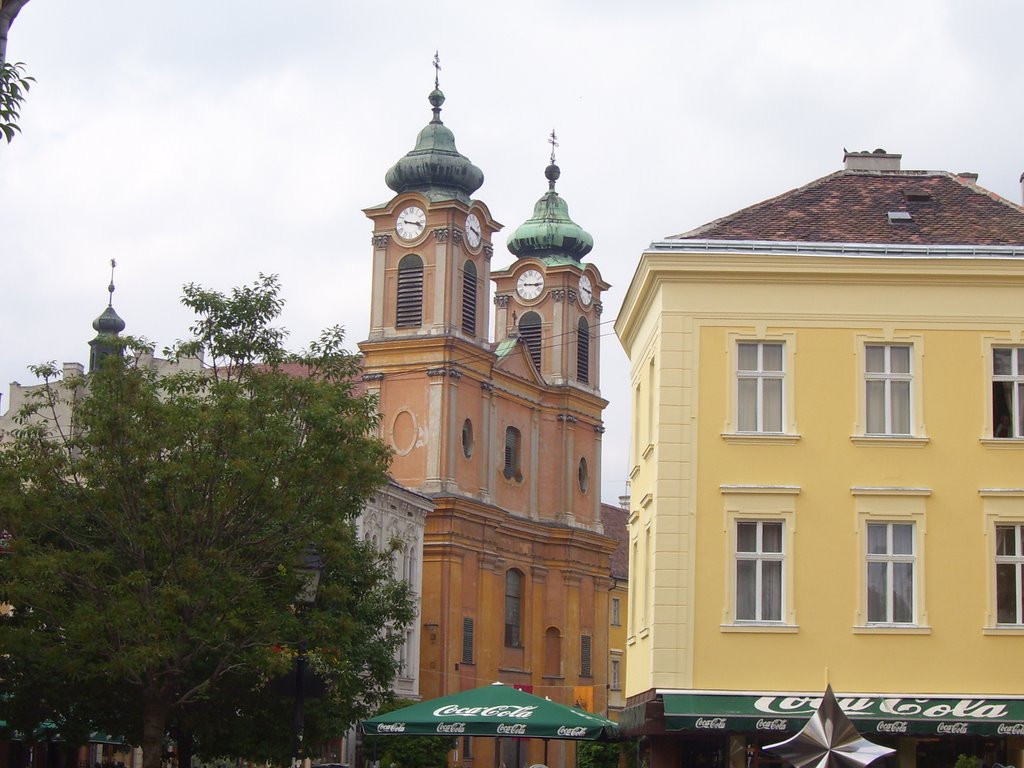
89,261,126,371
384,87,484,204
507,158,593,262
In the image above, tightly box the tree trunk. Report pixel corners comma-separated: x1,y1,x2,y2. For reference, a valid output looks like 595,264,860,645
141,698,170,768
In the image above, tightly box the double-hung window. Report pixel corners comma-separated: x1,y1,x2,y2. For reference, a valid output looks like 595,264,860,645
866,522,915,623
993,348,1023,439
996,525,1024,625
737,342,784,433
865,345,912,435
736,521,783,622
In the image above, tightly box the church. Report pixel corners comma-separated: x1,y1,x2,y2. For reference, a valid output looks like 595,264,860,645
357,69,618,768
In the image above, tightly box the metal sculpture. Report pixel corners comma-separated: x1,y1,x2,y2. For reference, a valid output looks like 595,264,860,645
764,685,896,768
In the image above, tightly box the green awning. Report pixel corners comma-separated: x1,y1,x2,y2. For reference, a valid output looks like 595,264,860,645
662,691,1024,737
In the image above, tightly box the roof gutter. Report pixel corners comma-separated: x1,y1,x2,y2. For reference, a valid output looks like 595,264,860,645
648,239,1024,260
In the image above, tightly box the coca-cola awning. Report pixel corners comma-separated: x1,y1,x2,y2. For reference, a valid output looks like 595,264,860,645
661,691,1024,737
360,682,620,740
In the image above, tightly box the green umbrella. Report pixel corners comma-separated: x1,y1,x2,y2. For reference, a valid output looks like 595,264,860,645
361,682,619,740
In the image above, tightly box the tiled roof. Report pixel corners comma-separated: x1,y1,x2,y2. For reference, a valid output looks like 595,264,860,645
601,502,629,581
671,171,1024,246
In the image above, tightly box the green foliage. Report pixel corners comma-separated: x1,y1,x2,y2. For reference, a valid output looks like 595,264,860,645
0,60,33,142
954,755,981,768
362,699,454,768
0,276,410,768
579,739,625,768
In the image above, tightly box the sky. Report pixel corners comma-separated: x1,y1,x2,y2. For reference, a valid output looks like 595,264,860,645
2,0,1023,504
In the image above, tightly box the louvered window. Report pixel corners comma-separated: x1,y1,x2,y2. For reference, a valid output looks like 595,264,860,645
519,312,542,372
580,634,592,678
462,617,475,664
503,426,522,481
396,254,423,327
577,317,590,384
461,260,477,336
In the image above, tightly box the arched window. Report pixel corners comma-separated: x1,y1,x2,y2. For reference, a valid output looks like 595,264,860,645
505,569,524,647
461,260,477,336
577,316,590,384
503,426,522,481
396,254,423,327
519,312,542,371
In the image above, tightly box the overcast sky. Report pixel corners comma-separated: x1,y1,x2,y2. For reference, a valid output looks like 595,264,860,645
2,0,1023,503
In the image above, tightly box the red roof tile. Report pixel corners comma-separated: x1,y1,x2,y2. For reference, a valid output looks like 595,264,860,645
672,171,1024,246
601,502,629,580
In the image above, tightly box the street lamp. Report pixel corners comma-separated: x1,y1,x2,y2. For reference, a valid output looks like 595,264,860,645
292,548,322,768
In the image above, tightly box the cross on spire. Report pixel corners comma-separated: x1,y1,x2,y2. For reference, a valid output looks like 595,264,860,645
108,258,117,307
433,51,441,89
548,128,559,164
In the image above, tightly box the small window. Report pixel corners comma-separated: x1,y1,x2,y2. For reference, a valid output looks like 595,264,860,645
736,521,783,622
580,635,592,678
996,525,1024,624
577,317,590,384
461,419,474,458
865,344,912,435
578,457,589,493
396,254,424,327
993,348,1023,438
462,617,475,664
867,522,915,624
503,426,522,481
505,570,523,647
611,597,621,627
737,342,784,433
610,656,622,691
461,260,478,336
519,312,542,371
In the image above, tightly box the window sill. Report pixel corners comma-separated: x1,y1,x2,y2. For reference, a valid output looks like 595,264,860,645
850,436,929,448
721,622,799,633
642,443,655,460
722,432,801,445
980,438,1024,449
983,625,1024,635
853,624,931,635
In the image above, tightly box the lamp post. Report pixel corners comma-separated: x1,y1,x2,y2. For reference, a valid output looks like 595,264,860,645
292,549,322,768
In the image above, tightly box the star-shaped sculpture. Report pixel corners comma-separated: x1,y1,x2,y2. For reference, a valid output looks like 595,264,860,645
764,685,896,768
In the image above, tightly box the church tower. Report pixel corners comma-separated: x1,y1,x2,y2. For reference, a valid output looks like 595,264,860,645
358,61,616,768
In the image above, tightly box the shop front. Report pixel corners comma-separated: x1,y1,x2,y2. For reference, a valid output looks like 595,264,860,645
621,690,1024,768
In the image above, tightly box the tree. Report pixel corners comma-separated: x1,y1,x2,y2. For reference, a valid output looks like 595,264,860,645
362,699,453,768
0,275,414,768
1,0,33,142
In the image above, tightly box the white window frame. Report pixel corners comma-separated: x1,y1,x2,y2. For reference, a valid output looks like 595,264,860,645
721,486,799,631
853,334,927,444
982,491,1024,634
995,523,1024,625
991,346,1024,439
736,341,785,433
725,333,798,442
865,521,916,624
865,344,912,436
853,488,929,632
735,520,785,622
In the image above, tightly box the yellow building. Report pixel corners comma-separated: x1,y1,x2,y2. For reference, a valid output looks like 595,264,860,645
615,150,1024,768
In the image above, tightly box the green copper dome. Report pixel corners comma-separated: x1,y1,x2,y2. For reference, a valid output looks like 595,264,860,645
507,162,593,261
385,88,484,204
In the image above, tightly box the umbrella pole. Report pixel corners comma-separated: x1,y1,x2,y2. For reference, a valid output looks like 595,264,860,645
544,739,549,765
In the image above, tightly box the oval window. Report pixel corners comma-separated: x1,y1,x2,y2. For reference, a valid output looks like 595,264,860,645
462,418,475,458
578,457,589,493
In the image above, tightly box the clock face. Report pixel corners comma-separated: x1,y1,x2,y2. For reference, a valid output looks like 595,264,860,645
396,206,426,240
516,269,544,301
465,213,482,248
578,274,593,306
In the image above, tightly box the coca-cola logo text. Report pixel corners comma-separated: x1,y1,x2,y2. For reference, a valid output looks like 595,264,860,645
936,723,969,735
434,704,537,719
495,723,527,735
998,724,1024,736
436,722,466,734
375,723,406,733
756,719,788,731
557,726,588,737
695,717,727,729
876,721,908,734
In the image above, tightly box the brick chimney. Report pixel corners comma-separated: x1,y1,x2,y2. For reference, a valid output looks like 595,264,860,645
843,148,902,172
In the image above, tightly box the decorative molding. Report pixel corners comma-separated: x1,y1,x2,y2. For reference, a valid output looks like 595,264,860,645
426,368,448,378
594,302,604,316
551,288,566,302
720,484,801,495
372,234,390,249
722,433,801,445
447,368,462,380
480,381,495,392
494,294,510,308
567,288,578,303
483,244,494,260
361,372,385,381
433,227,450,243
594,425,606,434
452,229,464,246
850,486,931,496
557,414,578,424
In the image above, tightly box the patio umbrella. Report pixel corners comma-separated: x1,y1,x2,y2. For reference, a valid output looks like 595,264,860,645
360,682,619,740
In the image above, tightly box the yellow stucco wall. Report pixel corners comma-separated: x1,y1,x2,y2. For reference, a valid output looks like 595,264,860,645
618,250,1024,699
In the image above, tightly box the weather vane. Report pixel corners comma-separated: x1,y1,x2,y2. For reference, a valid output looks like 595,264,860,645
548,128,559,164
433,51,441,89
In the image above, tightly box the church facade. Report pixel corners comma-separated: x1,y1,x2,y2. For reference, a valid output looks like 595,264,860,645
357,78,617,768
